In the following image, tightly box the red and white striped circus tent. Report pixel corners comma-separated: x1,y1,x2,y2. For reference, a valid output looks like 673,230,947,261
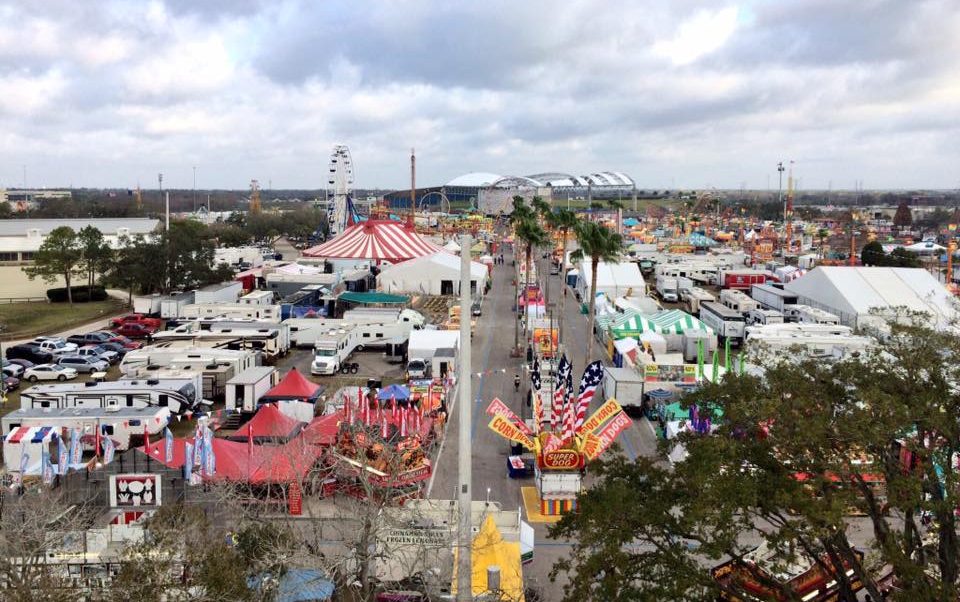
302,220,442,263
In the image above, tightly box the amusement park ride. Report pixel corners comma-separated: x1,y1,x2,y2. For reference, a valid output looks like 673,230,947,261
327,144,355,237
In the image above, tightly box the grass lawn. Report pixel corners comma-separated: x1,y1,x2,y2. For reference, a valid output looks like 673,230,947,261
0,299,126,340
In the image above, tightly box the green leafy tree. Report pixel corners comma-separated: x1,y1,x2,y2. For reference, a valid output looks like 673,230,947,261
553,320,960,601
77,225,114,289
24,226,80,304
888,246,921,268
893,201,913,229
861,240,887,266
0,201,11,218
571,221,622,359
209,223,253,247
104,234,166,304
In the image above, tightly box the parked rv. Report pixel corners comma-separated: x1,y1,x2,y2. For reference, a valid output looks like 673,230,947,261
719,289,758,314
225,366,277,413
746,308,785,326
20,377,204,414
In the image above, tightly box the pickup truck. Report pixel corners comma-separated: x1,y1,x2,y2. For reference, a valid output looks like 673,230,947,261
67,332,114,347
6,344,55,365
32,337,78,356
111,323,155,339
76,344,120,364
109,314,164,331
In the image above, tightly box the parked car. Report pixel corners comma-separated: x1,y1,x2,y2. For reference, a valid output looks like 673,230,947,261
1,359,24,378
103,333,143,350
98,341,129,357
57,355,109,374
3,375,19,393
77,344,119,364
112,323,154,339
32,337,79,356
6,358,35,370
66,332,114,347
6,344,54,365
108,314,164,331
24,363,78,382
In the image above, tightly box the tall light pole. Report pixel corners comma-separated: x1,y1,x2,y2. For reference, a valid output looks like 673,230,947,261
777,162,785,223
192,166,197,214
457,233,473,601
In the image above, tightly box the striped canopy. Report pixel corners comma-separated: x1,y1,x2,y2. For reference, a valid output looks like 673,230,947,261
303,220,441,263
609,313,663,337
647,309,713,335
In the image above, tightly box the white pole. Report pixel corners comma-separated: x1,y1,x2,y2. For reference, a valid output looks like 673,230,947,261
165,191,170,231
457,233,473,601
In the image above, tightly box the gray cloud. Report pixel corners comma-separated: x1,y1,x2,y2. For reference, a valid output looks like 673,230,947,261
0,0,955,190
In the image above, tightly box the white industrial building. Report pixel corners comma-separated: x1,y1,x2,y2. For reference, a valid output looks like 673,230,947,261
0,218,160,265
784,266,956,331
377,252,488,296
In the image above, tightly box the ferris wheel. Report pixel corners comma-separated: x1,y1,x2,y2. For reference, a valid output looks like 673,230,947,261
328,145,354,237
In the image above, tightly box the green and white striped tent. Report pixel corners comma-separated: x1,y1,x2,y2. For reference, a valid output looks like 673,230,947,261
647,309,713,335
608,313,664,338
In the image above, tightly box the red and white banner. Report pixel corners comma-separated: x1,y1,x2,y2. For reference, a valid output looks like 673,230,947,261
582,411,631,460
485,398,532,436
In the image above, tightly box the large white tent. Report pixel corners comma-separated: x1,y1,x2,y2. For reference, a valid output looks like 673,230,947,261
784,266,956,330
576,261,646,300
377,252,488,296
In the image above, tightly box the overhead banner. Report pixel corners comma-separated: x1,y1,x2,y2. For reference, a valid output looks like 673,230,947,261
485,398,533,436
488,415,536,450
582,411,631,460
578,398,623,435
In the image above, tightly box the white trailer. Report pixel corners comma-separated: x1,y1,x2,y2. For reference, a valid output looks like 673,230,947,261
342,308,425,328
20,378,203,415
193,281,243,304
125,363,235,402
786,304,840,325
719,289,758,314
159,291,196,319
151,321,290,357
602,367,646,415
240,290,275,306
685,288,716,314
746,308,784,326
287,315,418,349
225,366,278,412
133,294,163,316
699,301,746,345
2,406,171,451
179,303,281,322
119,346,258,378
749,283,798,313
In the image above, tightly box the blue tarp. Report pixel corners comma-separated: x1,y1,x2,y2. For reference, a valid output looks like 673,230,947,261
249,569,334,602
623,217,640,227
377,383,411,401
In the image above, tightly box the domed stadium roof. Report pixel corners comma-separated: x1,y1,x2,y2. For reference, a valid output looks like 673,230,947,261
446,171,634,188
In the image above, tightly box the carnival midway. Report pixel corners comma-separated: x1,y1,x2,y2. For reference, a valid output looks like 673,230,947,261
4,147,960,601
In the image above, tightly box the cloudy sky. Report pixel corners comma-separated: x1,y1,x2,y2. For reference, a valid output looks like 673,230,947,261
0,0,958,191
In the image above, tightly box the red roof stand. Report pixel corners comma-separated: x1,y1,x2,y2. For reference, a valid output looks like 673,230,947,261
230,404,303,443
302,413,341,446
260,368,322,404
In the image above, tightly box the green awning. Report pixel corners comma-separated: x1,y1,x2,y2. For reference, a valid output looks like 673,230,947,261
339,291,410,305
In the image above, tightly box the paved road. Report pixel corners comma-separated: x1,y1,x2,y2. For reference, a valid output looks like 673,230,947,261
429,241,659,599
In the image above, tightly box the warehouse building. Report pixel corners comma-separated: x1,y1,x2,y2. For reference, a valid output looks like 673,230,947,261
0,218,159,265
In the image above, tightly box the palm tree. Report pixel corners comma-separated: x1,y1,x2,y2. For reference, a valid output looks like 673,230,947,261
530,196,554,304
607,198,624,236
817,228,830,259
571,221,623,361
515,217,548,355
509,197,536,354
545,209,579,347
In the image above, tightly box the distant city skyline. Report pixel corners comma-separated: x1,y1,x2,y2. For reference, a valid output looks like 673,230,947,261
0,1,957,191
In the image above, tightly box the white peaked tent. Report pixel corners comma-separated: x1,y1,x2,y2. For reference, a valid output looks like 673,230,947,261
576,261,646,300
377,252,488,296
443,240,461,254
784,266,956,330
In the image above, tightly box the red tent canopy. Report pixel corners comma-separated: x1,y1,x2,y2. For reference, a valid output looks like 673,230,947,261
142,435,322,485
261,368,322,403
302,413,341,446
230,404,303,443
302,220,441,263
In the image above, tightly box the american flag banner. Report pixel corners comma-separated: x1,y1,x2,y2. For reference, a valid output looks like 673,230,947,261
69,428,82,465
574,361,604,430
184,442,194,482
164,428,174,463
103,435,116,465
562,360,576,439
530,358,544,428
42,448,53,485
552,355,571,432
58,432,68,475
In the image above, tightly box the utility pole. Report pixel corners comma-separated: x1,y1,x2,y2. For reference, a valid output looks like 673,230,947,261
777,162,785,223
158,173,164,226
457,233,473,601
165,192,170,232
410,148,416,224
192,166,197,214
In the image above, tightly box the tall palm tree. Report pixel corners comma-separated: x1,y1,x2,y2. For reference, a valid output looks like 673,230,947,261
515,217,548,355
509,197,536,354
571,221,623,361
531,196,554,304
545,209,579,347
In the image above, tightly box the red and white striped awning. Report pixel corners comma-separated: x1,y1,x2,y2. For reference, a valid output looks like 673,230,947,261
303,220,441,263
